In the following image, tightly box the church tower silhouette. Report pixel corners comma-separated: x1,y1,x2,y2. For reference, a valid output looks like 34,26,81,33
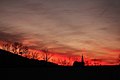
73,54,85,67
81,54,85,66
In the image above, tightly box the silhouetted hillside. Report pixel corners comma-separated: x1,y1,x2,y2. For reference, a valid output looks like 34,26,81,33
0,49,59,67
0,49,120,79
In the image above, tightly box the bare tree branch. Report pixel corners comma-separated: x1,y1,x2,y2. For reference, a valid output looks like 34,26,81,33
2,41,29,55
41,48,53,62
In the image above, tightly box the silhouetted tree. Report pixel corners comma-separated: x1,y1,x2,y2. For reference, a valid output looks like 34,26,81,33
92,59,100,66
67,56,72,65
23,53,31,59
85,61,89,66
41,48,53,62
57,59,70,66
19,46,28,55
117,54,120,65
1,41,29,58
30,51,39,60
11,42,28,55
2,41,11,51
51,59,55,62
62,59,70,66
61,59,67,65
11,42,22,54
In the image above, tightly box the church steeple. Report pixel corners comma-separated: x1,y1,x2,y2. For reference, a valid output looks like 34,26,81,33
81,54,84,63
81,54,85,66
72,54,85,67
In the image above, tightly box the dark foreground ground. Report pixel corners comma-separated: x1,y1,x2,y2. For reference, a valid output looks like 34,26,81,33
0,49,120,80
0,66,120,80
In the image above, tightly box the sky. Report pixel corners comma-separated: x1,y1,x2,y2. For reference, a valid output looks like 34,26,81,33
0,0,120,65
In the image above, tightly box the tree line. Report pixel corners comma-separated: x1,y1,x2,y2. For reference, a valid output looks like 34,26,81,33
1,41,120,66
1,41,75,66
1,41,52,62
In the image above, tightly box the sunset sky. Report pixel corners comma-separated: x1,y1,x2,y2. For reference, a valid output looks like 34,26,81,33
0,0,120,65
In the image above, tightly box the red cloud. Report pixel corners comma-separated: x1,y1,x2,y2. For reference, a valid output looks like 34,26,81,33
102,47,120,53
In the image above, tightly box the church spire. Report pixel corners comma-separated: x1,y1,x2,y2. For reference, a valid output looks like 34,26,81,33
81,54,84,63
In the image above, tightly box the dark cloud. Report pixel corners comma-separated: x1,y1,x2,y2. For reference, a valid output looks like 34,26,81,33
82,40,95,45
98,27,108,31
0,23,13,31
0,23,27,43
98,26,120,35
116,37,120,41
0,31,24,42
